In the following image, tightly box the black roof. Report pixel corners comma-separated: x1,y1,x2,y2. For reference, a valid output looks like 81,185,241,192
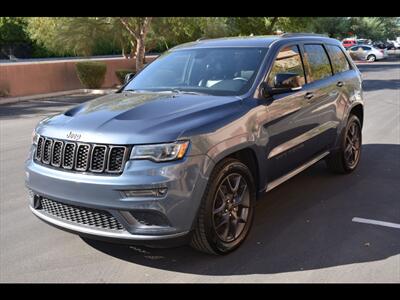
171,34,339,50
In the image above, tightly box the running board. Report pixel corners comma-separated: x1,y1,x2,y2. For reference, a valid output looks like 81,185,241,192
265,151,330,192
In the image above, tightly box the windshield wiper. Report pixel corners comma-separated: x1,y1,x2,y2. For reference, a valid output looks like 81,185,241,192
124,88,206,95
170,89,206,95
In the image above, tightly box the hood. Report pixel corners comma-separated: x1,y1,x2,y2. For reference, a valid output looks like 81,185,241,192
37,92,246,145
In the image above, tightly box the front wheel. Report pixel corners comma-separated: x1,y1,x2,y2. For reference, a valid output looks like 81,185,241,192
190,158,256,255
326,114,362,174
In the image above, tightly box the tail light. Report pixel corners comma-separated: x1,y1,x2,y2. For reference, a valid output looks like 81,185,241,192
379,49,384,54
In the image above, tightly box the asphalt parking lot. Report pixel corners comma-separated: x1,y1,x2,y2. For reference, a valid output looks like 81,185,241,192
0,60,399,283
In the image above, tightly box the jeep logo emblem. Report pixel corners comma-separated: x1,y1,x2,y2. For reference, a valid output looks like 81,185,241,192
66,131,82,141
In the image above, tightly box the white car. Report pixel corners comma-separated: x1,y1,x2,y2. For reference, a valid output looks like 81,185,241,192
347,45,388,62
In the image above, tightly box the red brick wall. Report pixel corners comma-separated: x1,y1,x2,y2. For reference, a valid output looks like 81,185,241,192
0,56,158,97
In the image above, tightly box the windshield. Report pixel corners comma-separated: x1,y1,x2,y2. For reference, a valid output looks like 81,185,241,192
123,47,267,96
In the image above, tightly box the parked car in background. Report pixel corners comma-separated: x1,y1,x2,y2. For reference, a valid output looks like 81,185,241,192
357,39,372,45
26,34,364,255
342,38,357,49
348,45,388,61
372,41,393,49
387,39,400,49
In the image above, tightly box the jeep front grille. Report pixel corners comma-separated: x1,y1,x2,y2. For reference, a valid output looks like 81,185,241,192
39,197,125,231
34,136,129,175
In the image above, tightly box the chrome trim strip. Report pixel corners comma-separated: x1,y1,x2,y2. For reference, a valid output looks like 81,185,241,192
265,151,330,192
268,121,338,159
30,206,188,240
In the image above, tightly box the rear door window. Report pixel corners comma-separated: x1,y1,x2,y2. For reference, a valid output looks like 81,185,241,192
303,44,333,83
325,45,350,74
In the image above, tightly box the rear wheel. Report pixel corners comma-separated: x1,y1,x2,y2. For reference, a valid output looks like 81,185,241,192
367,54,376,62
326,114,362,174
190,158,256,255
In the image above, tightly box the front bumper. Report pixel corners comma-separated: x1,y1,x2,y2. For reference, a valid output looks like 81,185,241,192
25,147,214,245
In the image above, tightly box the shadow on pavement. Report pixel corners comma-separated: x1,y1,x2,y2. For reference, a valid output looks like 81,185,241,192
83,143,400,275
362,79,400,92
357,61,399,73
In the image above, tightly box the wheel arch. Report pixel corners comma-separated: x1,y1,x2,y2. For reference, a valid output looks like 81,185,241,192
226,148,260,194
206,140,261,195
349,103,364,128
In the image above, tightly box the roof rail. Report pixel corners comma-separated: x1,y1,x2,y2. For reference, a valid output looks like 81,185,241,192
280,33,328,38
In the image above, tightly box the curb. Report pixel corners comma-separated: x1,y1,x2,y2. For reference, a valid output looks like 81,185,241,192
0,88,117,106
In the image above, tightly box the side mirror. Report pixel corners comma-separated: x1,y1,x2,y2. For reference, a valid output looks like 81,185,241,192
124,73,135,84
261,72,302,98
273,73,302,89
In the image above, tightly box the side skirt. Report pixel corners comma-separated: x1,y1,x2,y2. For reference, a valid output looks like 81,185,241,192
264,151,330,193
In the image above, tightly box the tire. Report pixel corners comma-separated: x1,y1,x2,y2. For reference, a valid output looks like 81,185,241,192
190,158,256,255
326,114,362,174
367,54,376,62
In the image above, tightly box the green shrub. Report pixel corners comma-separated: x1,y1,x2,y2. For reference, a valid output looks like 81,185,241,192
0,88,9,97
0,81,10,97
75,61,107,89
115,69,135,84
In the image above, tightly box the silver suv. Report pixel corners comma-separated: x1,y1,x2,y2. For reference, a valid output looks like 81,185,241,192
26,34,364,255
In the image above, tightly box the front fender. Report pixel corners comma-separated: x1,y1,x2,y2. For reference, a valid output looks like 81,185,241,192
203,133,259,175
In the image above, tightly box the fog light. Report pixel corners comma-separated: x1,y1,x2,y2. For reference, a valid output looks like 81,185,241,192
122,188,168,198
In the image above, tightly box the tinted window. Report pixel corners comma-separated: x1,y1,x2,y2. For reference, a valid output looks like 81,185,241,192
362,46,371,50
325,45,350,74
267,45,305,88
124,47,267,96
303,44,333,83
350,46,359,51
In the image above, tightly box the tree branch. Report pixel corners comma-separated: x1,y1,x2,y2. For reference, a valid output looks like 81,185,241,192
119,17,139,39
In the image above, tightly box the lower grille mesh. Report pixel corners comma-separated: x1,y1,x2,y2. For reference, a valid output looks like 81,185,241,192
40,198,124,231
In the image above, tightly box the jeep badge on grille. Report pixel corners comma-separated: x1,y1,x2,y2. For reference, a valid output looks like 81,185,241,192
66,131,81,141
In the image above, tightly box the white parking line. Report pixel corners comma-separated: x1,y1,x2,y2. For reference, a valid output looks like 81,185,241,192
352,217,400,229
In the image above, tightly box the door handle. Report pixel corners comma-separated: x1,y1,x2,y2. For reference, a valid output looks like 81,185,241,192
337,81,344,87
304,92,314,100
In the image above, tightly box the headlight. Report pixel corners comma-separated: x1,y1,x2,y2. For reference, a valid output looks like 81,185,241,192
32,130,40,145
130,141,190,162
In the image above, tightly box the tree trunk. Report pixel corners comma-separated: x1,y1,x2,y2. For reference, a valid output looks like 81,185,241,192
118,17,152,72
266,17,279,34
135,17,152,72
135,36,145,71
130,40,136,59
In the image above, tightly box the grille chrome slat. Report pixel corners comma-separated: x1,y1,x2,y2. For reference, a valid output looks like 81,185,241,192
35,137,45,161
34,135,128,175
107,146,127,173
90,145,108,173
51,140,64,167
42,138,53,164
40,198,125,231
62,142,76,169
75,143,91,171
